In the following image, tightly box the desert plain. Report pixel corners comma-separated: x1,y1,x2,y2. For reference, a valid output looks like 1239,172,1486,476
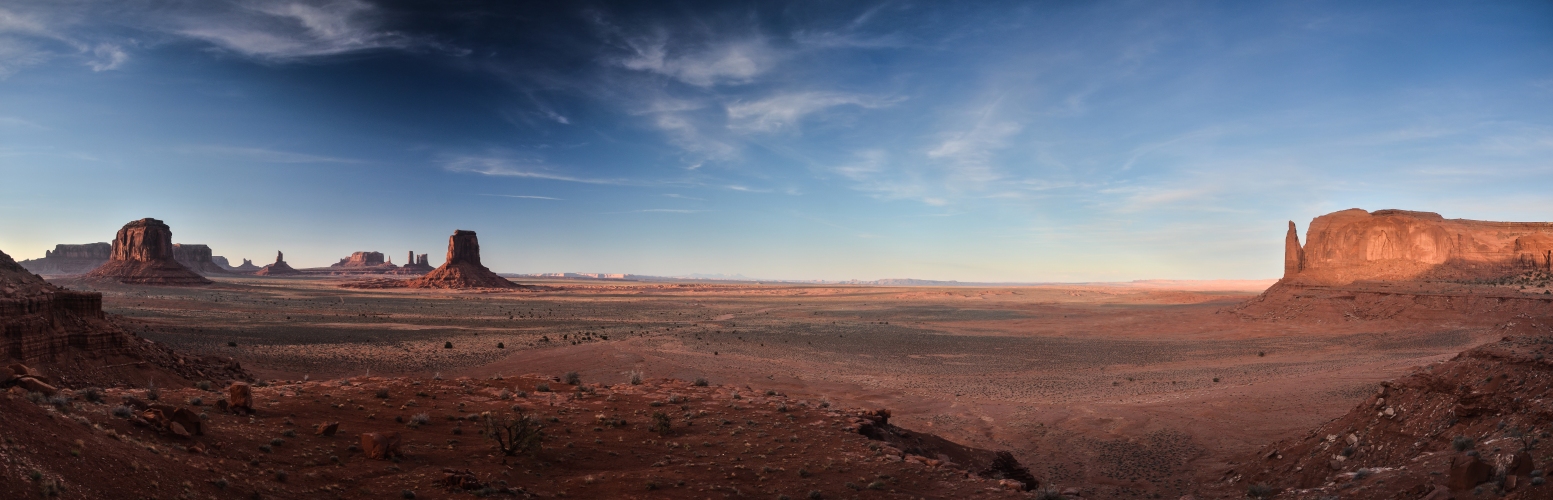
49,273,1510,497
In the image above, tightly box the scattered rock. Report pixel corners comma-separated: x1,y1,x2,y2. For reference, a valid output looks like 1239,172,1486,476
1447,452,1493,490
315,422,339,436
228,382,252,413
361,432,402,460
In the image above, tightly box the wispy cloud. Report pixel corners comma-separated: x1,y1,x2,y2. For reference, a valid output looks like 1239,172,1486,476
925,102,1020,186
616,35,778,87
726,92,901,133
170,0,428,61
478,194,562,200
608,208,707,214
178,145,361,163
442,155,634,185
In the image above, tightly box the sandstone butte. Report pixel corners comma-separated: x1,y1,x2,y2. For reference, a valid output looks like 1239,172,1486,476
406,230,518,289
171,243,230,275
1282,208,1553,286
84,218,212,285
331,251,393,268
389,251,434,275
230,259,261,272
253,251,301,276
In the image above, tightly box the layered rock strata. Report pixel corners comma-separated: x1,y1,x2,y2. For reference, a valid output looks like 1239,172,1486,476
1284,209,1553,285
331,251,391,268
172,244,230,275
1,248,129,362
85,219,211,285
406,230,517,289
17,243,111,275
253,251,301,276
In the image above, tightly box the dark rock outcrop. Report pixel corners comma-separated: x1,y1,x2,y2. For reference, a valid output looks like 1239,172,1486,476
172,244,230,275
84,219,211,285
406,231,517,289
17,243,111,276
253,251,300,276
1,248,129,362
232,259,261,272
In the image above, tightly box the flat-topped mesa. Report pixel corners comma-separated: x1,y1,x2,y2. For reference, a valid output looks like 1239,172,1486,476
253,250,300,276
1283,208,1553,285
2,248,130,361
406,230,518,289
17,243,112,276
84,219,211,285
172,244,230,275
331,251,391,268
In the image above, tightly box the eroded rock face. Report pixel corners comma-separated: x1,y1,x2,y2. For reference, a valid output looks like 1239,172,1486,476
1,248,131,362
17,243,111,276
1284,209,1553,285
332,251,389,268
85,219,211,285
172,244,230,275
253,251,300,276
406,230,517,289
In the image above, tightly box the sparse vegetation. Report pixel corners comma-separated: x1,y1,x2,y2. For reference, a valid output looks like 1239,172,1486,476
1453,435,1474,452
81,387,104,404
536,383,550,392
376,388,390,399
484,412,544,457
630,371,643,385
410,413,431,428
444,341,453,349
693,377,708,387
652,411,672,435
196,380,212,391
564,371,580,385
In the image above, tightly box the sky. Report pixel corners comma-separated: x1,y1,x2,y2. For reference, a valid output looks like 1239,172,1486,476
1,0,1551,281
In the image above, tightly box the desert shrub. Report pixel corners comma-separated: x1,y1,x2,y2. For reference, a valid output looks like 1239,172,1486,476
651,412,672,435
807,491,823,500
536,383,551,392
845,482,860,490
1034,488,1065,500
1247,483,1274,498
693,377,708,387
227,341,237,347
212,478,228,489
111,405,133,418
444,341,453,349
259,444,273,453
80,388,104,404
630,371,643,385
497,342,504,349
564,371,580,385
401,490,416,499
484,412,543,456
282,429,296,438
275,470,287,482
48,396,71,412
270,438,285,447
376,388,390,399
188,397,203,406
410,413,431,427
1354,468,1372,480
196,380,212,391
1340,445,1355,457
1453,436,1474,452
498,390,512,400
765,390,776,396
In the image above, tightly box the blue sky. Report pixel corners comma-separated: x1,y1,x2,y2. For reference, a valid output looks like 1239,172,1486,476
1,0,1550,281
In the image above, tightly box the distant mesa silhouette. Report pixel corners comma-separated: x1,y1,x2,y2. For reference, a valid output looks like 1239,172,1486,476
331,251,393,268
172,243,230,275
406,230,517,289
254,251,301,276
84,218,211,285
16,242,111,276
389,251,434,275
232,258,261,272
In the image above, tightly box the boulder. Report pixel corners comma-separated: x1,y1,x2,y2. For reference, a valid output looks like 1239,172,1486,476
316,421,339,436
169,421,191,438
227,382,253,413
1509,450,1535,476
171,407,203,436
85,219,211,285
361,432,402,460
16,377,57,395
1447,452,1493,490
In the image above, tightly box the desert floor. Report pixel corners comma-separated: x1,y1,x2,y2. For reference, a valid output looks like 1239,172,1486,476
53,276,1504,496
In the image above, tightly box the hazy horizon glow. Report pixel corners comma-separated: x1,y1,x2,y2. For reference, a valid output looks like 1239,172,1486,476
2,1,1551,281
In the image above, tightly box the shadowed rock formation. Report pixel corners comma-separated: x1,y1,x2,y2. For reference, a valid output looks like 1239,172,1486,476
85,219,211,285
406,230,517,289
1,248,128,362
17,243,111,276
389,251,434,275
172,244,230,275
1284,209,1553,285
232,259,260,272
331,251,391,268
253,251,300,276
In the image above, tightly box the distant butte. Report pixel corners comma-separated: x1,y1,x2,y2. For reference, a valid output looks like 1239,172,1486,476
406,230,518,289
84,218,211,285
1283,208,1553,285
253,251,301,276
